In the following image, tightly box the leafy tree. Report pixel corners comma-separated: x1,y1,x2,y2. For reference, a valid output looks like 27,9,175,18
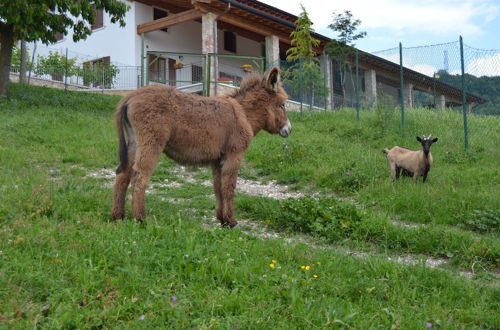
324,10,366,105
284,5,327,109
0,0,129,95
35,51,78,82
286,4,320,61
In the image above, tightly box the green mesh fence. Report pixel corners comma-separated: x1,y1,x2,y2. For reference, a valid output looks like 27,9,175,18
371,38,500,148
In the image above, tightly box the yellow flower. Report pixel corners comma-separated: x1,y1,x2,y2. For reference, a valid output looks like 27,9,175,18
272,260,277,264
316,261,321,265
269,263,275,269
313,274,318,278
305,265,311,271
300,265,306,270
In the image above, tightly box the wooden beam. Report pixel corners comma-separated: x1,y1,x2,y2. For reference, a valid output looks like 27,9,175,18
137,9,202,34
193,2,293,45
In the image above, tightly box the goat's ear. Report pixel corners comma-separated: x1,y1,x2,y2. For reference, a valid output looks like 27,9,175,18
264,66,281,92
416,136,422,142
432,138,438,143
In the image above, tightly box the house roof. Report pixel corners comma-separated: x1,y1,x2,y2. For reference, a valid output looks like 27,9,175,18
136,0,486,104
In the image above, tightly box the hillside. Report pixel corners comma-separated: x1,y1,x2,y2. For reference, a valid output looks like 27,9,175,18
0,84,498,328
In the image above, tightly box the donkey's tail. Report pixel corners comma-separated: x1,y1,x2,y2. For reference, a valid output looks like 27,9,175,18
382,148,390,154
115,97,131,174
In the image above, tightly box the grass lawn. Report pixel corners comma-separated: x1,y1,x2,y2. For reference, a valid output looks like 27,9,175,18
0,84,498,328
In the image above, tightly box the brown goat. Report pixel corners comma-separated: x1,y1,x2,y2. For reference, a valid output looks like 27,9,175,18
111,67,291,227
383,136,438,182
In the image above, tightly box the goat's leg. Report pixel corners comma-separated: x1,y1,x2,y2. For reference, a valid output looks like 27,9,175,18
395,166,401,179
422,171,428,183
211,160,224,223
131,143,163,221
390,163,397,180
111,146,136,220
219,153,243,228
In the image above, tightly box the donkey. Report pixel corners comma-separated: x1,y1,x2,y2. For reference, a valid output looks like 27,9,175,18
111,67,291,227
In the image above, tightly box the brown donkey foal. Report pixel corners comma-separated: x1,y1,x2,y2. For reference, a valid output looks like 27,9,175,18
111,67,291,227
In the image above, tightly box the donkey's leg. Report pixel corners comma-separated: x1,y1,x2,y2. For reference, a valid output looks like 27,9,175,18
219,153,243,228
111,147,136,220
131,143,163,221
211,160,224,223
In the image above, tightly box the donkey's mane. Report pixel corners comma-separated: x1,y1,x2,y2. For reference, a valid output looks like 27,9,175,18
230,72,262,98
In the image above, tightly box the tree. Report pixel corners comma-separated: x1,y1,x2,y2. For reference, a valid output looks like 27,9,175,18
284,5,327,109
0,0,129,96
286,4,320,61
324,10,366,106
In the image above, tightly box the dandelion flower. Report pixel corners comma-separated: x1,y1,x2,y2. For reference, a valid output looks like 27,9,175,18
269,263,275,269
313,274,318,278
300,265,306,270
316,261,321,265
305,265,311,270
272,260,277,264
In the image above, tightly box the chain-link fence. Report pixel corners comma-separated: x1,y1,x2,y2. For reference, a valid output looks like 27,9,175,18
10,40,499,148
371,37,500,148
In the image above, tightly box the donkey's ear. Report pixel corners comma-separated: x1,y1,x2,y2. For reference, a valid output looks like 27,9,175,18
264,66,281,92
416,136,422,142
432,138,438,143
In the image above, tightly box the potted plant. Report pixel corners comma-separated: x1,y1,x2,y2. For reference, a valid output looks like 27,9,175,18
173,61,184,69
218,77,233,84
241,64,253,73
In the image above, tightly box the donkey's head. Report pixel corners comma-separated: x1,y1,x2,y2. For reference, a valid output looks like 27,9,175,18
417,135,438,155
261,67,292,138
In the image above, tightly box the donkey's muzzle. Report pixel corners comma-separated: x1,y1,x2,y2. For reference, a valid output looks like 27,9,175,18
279,120,292,138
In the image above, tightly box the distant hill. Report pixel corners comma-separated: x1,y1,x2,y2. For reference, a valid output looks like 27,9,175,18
435,70,500,116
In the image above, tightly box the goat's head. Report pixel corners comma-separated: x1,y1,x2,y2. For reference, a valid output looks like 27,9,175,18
417,135,438,155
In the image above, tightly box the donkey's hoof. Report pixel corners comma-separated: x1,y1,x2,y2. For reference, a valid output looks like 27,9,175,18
111,212,125,221
221,219,238,228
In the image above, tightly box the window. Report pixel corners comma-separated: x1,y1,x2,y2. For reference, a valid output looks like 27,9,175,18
149,54,166,83
153,8,169,32
83,56,111,88
91,7,104,30
224,31,236,53
192,65,203,83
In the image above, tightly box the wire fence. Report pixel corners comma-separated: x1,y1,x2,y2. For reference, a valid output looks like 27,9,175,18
11,39,499,148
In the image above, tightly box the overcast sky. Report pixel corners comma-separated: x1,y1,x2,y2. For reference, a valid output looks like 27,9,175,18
262,0,500,52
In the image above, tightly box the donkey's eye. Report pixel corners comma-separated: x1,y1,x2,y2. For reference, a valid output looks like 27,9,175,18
280,104,286,109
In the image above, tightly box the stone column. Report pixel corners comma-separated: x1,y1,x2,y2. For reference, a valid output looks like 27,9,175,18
436,94,446,110
467,102,473,114
202,12,217,95
320,54,333,110
265,35,280,69
364,69,377,108
404,83,413,108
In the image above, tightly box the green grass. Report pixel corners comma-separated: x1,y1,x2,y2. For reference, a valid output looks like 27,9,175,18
0,84,499,328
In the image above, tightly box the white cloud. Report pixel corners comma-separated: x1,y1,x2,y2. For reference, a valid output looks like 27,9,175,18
262,0,500,39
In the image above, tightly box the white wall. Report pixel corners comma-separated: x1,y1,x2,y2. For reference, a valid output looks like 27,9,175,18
33,0,137,66
135,1,264,80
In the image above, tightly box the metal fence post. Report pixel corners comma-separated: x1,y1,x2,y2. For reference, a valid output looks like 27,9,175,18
299,57,303,113
355,49,360,120
64,48,68,91
141,33,145,87
399,42,405,134
323,55,327,111
460,36,469,149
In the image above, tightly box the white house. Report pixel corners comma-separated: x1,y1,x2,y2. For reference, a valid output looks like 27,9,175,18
27,0,484,109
